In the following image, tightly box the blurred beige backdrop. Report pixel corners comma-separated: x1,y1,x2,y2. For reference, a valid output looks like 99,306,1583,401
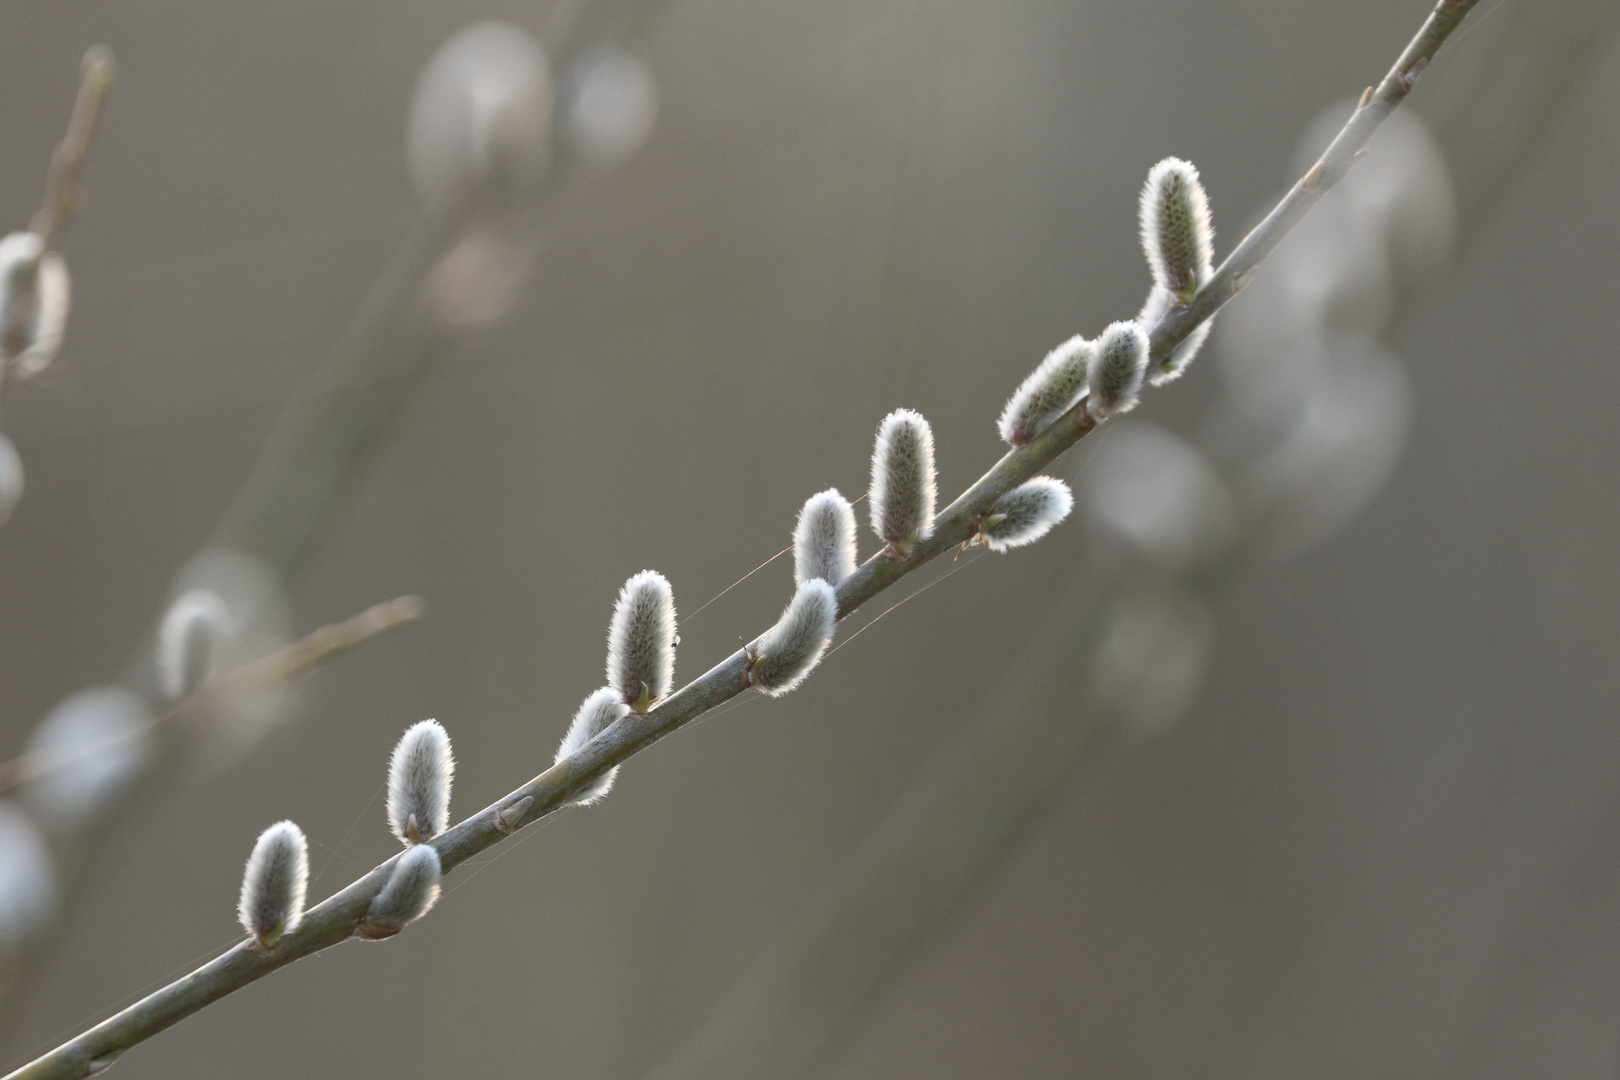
1,1,1619,1078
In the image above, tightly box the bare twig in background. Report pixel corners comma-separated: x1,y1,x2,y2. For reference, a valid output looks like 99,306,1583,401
29,46,115,253
0,3,1483,1076
0,596,423,797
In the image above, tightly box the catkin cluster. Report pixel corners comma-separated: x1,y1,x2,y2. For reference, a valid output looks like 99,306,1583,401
237,719,451,948
998,155,1218,433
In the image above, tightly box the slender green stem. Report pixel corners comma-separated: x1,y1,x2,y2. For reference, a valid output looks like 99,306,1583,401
2,2,1480,1077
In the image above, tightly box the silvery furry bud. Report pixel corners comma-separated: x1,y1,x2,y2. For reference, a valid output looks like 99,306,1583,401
0,232,70,378
387,720,453,845
748,580,837,697
0,433,23,526
238,820,308,948
1140,157,1214,301
359,843,442,940
869,409,936,556
1086,322,1148,420
1138,286,1213,387
556,687,628,805
407,23,554,203
607,570,677,712
997,335,1093,446
978,477,1073,552
156,588,232,701
793,489,857,589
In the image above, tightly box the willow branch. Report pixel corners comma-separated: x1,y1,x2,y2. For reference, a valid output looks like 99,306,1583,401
3,2,1480,1077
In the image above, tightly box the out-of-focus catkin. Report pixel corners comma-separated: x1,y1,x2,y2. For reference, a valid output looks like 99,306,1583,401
156,588,231,701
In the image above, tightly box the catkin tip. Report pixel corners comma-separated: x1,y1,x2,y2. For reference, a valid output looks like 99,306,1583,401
869,409,937,555
749,579,837,697
1086,321,1149,421
606,570,677,710
386,720,454,846
979,477,1073,552
1140,157,1214,301
238,820,308,948
556,687,628,805
794,489,858,589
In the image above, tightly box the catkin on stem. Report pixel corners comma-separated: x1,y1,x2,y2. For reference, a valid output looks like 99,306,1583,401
156,588,231,702
1138,285,1213,387
0,232,70,377
359,844,442,939
1086,322,1149,420
607,570,677,712
998,335,1093,446
238,821,308,948
556,687,628,804
748,580,837,697
794,489,857,588
1140,157,1214,301
869,409,936,556
386,720,453,845
978,477,1073,552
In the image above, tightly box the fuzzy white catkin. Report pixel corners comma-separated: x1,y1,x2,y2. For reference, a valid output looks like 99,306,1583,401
998,335,1093,446
979,477,1074,552
361,843,442,939
0,801,56,944
556,687,628,805
607,570,677,710
387,720,454,845
870,409,936,554
1140,157,1214,300
156,588,232,701
0,433,22,526
238,820,308,947
794,489,858,589
750,579,837,697
1138,285,1213,387
0,232,70,378
1087,322,1149,420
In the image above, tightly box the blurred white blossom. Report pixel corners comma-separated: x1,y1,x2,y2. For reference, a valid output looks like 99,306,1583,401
24,687,152,834
0,802,56,944
564,47,658,168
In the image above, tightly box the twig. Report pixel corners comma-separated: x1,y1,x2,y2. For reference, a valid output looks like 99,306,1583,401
0,597,423,797
1148,0,1477,377
31,45,116,252
1,2,1480,1076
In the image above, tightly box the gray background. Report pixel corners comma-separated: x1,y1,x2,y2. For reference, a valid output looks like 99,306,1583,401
2,0,1619,1077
